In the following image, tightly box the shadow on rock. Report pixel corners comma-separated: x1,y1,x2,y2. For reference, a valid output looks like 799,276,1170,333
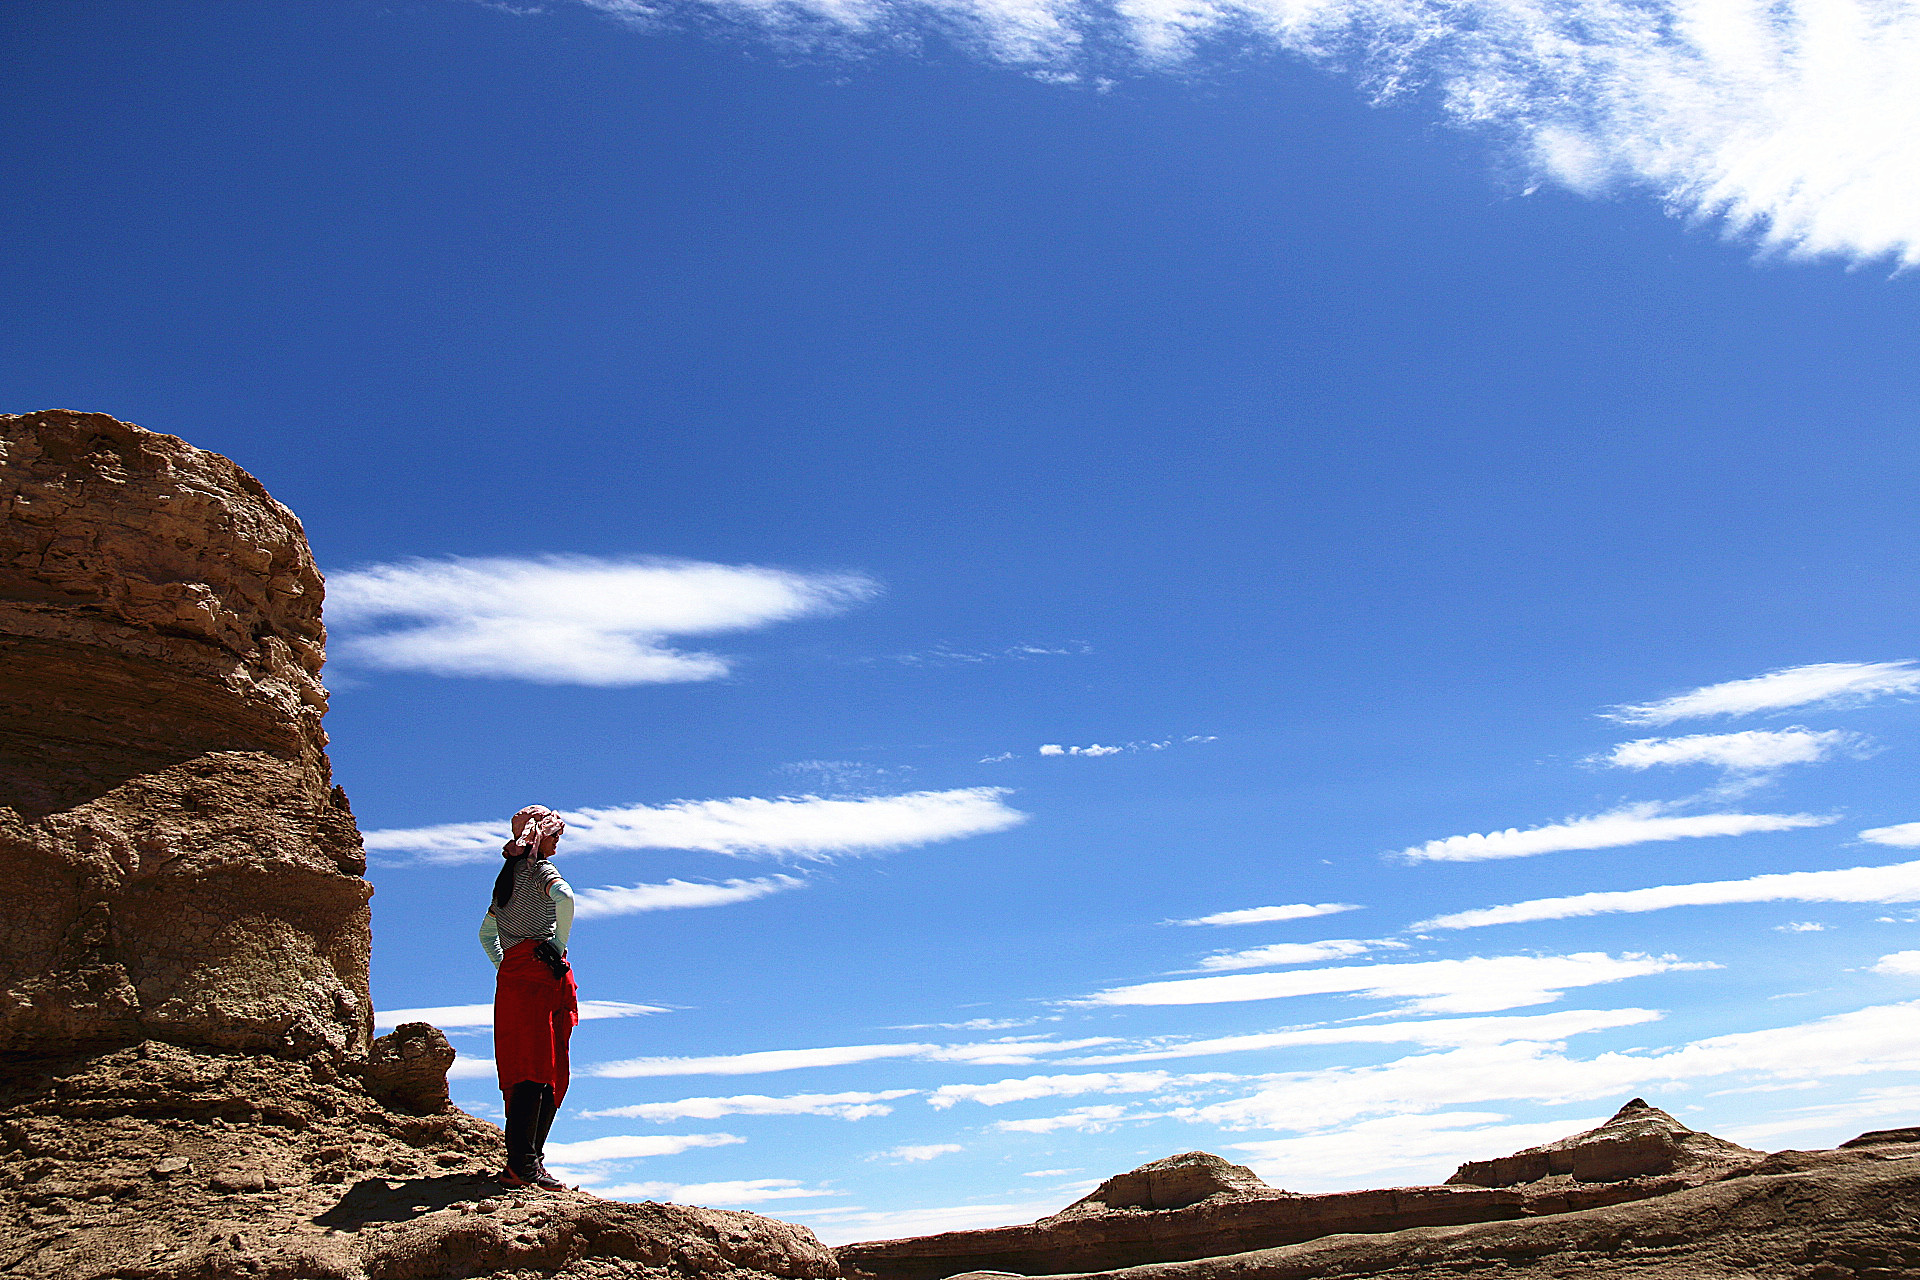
314,1173,501,1229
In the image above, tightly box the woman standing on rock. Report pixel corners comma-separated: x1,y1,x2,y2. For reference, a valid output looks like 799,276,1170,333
480,804,579,1191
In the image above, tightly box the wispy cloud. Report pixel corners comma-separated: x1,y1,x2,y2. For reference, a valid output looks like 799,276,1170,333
542,1133,745,1162
589,1035,1118,1078
376,999,664,1030
1418,858,1920,930
1067,1007,1665,1065
1085,952,1710,1013
1395,802,1831,863
327,554,876,685
568,0,1920,267
878,1143,965,1161
581,1090,917,1121
993,1104,1138,1134
582,1178,842,1206
1170,903,1361,927
1188,1001,1920,1133
784,1200,1067,1245
1598,728,1863,774
1871,951,1920,976
573,875,805,920
1861,822,1920,848
1038,735,1215,757
1194,938,1404,971
884,641,1090,666
1606,662,1920,726
929,1070,1239,1108
363,787,1026,863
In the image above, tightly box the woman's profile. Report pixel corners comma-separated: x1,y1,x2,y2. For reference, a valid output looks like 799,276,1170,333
480,804,579,1190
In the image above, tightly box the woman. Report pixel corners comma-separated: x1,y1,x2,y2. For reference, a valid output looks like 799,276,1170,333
480,804,579,1190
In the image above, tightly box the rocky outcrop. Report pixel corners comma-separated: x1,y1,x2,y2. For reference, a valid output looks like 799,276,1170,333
935,1132,1920,1279
0,1040,839,1280
0,412,842,1280
834,1102,1777,1280
0,410,368,1060
1446,1098,1760,1187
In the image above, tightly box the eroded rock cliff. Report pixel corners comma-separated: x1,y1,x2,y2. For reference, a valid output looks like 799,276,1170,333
0,409,369,1059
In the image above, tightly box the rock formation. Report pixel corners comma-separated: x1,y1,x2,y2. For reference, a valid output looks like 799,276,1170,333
0,411,841,1280
932,1131,1920,1279
0,410,367,1059
835,1102,1787,1280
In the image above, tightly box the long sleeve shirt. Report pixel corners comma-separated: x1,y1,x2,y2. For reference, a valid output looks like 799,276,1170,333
479,858,575,969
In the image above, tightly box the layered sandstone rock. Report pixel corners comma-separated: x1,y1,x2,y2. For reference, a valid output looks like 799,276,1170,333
937,1132,1920,1280
0,410,370,1059
835,1103,1775,1280
1446,1098,1761,1188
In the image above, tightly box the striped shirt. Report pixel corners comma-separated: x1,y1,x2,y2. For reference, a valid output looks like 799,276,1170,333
481,856,575,965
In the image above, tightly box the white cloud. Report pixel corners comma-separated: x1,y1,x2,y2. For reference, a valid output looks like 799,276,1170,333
1861,822,1920,848
579,1090,918,1121
447,1054,497,1080
376,999,665,1030
541,1133,745,1162
327,554,876,684
1187,1001,1920,1133
1086,952,1712,1013
1038,735,1216,758
1067,1008,1665,1064
1600,728,1860,773
993,1104,1136,1134
1871,951,1920,976
1231,1111,1610,1192
1419,858,1920,929
1021,1168,1077,1177
1776,921,1827,933
1395,802,1831,863
573,875,806,920
881,1144,965,1161
570,1,1920,267
585,1178,843,1206
589,1036,1116,1078
928,1070,1238,1108
363,787,1027,864
1606,662,1920,725
1195,939,1403,971
1170,903,1361,927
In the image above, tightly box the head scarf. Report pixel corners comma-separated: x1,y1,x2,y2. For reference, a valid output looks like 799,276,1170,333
494,805,566,911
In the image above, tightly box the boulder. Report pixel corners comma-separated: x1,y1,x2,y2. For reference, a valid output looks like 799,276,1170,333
364,1023,458,1116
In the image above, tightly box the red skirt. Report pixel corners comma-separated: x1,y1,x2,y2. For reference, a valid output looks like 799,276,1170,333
494,940,580,1101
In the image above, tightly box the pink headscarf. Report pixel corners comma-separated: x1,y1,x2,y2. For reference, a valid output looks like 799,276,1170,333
508,804,566,858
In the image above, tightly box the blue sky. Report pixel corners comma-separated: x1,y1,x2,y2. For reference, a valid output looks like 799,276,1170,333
7,0,1920,1242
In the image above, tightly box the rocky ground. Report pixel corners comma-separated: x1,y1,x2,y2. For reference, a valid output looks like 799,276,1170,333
0,1039,838,1280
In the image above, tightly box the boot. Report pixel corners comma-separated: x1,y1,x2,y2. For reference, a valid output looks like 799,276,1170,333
529,1084,565,1189
500,1081,544,1188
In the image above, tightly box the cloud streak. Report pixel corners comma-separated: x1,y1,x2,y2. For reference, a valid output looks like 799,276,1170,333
1395,802,1830,863
327,554,876,684
1606,662,1920,725
580,1090,917,1121
1599,728,1861,774
1086,952,1710,1013
1067,1008,1665,1064
1418,858,1920,929
573,875,806,920
568,0,1920,267
589,1036,1119,1078
377,999,665,1030
364,787,1026,863
1170,903,1361,927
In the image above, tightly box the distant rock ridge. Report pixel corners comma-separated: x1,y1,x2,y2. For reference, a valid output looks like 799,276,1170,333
833,1100,1781,1280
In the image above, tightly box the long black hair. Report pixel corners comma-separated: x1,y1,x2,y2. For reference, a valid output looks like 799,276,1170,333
492,848,529,911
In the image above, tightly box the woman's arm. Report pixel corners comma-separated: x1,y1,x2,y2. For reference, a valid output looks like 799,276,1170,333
479,911,504,968
548,876,575,953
